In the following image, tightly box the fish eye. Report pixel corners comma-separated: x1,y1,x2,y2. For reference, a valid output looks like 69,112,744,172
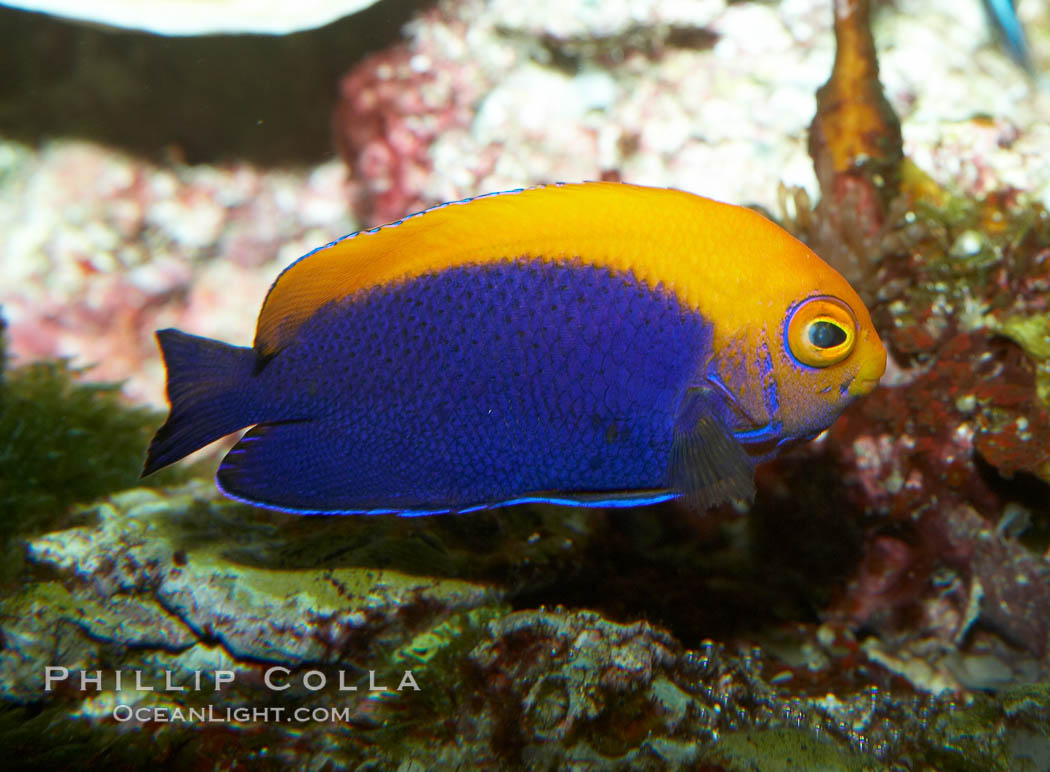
787,296,857,368
809,320,847,348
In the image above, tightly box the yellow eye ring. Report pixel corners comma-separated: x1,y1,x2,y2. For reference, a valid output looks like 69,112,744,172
786,296,858,368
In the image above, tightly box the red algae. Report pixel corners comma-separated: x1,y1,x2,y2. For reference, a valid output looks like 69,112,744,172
332,8,490,226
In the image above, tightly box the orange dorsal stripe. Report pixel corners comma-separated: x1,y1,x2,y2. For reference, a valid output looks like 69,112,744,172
253,181,838,356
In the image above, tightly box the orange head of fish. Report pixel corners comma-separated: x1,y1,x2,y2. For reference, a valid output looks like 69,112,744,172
692,203,887,457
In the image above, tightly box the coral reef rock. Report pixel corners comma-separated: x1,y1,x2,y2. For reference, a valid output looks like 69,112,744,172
0,139,354,404
0,482,503,705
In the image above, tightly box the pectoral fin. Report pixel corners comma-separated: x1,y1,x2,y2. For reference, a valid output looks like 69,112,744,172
669,391,756,513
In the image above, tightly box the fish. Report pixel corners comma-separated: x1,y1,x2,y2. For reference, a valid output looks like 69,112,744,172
141,181,886,516
983,0,1033,72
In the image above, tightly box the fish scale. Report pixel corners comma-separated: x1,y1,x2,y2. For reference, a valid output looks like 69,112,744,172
214,260,701,513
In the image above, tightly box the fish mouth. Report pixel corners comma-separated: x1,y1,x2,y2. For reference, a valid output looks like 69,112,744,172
849,376,881,397
849,337,887,398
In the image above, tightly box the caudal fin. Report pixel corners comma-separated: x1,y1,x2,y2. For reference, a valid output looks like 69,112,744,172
142,329,260,476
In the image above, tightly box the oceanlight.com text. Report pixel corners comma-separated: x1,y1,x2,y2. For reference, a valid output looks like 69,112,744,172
112,704,357,724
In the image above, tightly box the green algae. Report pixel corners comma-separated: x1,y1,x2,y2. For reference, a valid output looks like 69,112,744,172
1,361,159,517
393,604,506,667
0,701,286,771
699,687,1050,772
0,319,194,588
360,604,507,758
992,314,1050,408
702,728,878,772
897,682,1050,772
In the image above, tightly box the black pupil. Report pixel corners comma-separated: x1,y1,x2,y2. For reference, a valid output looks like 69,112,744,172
809,320,847,348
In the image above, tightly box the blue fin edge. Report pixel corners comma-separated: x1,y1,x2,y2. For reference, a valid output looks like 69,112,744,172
214,477,677,518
